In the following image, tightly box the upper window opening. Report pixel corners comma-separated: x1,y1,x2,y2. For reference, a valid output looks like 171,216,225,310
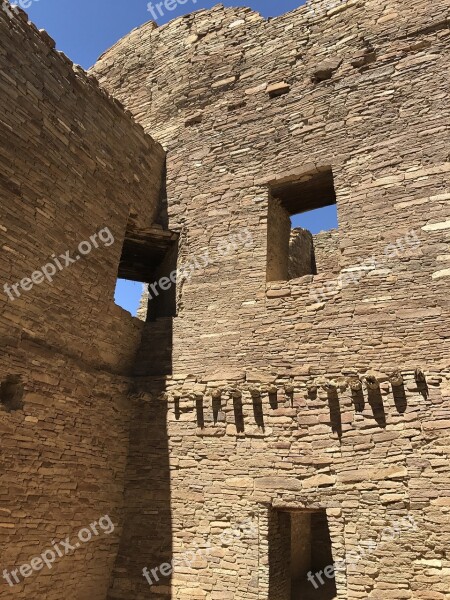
267,167,338,282
115,225,178,321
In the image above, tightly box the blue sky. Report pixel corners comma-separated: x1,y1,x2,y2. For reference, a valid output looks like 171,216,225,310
23,0,305,69
21,0,338,314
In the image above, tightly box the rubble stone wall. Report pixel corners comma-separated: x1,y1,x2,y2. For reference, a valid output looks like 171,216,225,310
0,6,165,599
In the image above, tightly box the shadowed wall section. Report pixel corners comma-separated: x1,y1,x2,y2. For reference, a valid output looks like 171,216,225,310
107,380,172,600
0,5,166,599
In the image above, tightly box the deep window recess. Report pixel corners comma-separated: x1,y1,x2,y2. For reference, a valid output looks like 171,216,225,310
115,225,178,321
267,167,338,282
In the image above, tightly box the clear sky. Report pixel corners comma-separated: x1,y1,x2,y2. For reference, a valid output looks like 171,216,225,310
23,0,305,69
20,0,338,314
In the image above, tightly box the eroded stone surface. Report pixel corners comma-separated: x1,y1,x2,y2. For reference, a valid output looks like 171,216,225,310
0,0,449,599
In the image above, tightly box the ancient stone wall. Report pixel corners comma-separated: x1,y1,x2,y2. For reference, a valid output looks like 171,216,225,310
0,5,165,599
93,1,450,598
313,229,340,275
267,199,291,282
94,0,450,374
289,228,316,279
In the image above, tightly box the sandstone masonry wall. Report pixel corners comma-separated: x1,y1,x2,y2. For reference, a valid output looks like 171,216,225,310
313,229,340,275
289,228,316,279
0,5,165,599
93,1,450,598
93,0,450,374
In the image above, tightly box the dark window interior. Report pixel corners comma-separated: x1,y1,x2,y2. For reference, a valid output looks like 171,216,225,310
0,375,24,412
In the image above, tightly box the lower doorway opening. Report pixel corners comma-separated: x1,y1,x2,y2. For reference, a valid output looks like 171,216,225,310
269,509,337,600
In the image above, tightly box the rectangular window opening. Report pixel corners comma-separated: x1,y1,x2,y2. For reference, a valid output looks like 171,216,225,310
0,375,24,412
267,167,338,282
115,225,178,321
269,508,337,600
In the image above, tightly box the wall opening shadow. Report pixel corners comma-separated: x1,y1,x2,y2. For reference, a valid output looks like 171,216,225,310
327,389,342,439
299,512,337,600
417,380,429,400
392,383,407,414
212,394,222,424
252,396,265,431
269,509,338,600
367,388,387,428
196,396,205,428
414,369,429,399
174,396,181,420
0,374,24,412
269,391,279,410
351,388,365,413
233,395,245,433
